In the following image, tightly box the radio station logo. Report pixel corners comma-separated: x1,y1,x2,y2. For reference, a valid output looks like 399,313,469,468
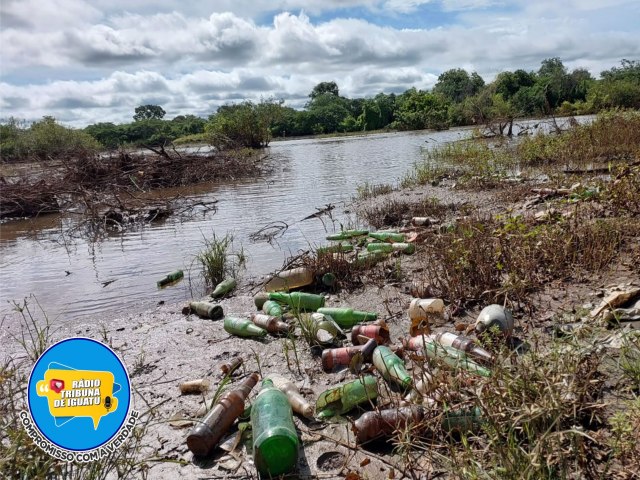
23,337,138,462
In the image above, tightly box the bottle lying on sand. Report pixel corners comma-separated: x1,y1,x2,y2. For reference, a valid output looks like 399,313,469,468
326,229,369,241
188,301,224,320
368,231,405,243
264,267,314,292
266,374,314,419
351,324,390,345
353,405,424,444
321,338,377,373
262,300,283,317
268,292,325,311
316,307,377,328
223,317,267,338
186,372,259,457
372,346,412,389
251,378,299,477
211,278,236,298
366,242,415,254
315,375,378,419
407,337,491,377
404,333,494,364
250,313,291,334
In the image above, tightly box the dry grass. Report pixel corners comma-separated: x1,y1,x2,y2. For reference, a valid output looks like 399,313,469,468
357,196,458,229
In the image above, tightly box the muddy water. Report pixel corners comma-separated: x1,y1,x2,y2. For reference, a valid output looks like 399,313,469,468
0,119,581,324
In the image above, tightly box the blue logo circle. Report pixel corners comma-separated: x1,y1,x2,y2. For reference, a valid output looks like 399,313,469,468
27,337,132,451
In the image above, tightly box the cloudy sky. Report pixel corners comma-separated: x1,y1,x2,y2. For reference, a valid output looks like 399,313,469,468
1,0,638,127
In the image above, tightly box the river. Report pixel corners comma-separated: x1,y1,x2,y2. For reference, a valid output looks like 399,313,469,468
0,119,581,324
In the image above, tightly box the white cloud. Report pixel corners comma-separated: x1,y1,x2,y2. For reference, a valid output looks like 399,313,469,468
1,1,638,126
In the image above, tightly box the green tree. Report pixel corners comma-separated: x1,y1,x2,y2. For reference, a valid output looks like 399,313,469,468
84,122,123,149
393,88,450,131
205,99,284,149
433,69,485,103
309,81,340,99
306,93,351,133
133,105,166,121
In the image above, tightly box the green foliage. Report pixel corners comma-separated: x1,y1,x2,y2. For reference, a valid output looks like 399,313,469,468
1,116,100,161
309,81,340,99
393,88,450,130
433,68,485,103
133,104,166,121
205,99,283,149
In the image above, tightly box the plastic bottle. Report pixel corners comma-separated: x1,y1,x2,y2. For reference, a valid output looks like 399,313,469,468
262,300,283,317
353,405,425,444
351,324,390,345
315,375,378,418
408,298,445,335
326,229,369,241
316,307,377,328
266,374,314,419
186,372,259,457
219,357,243,377
157,269,183,287
366,242,415,254
372,346,412,389
223,317,267,338
404,333,494,364
211,278,237,298
188,301,224,320
251,378,299,477
250,313,291,334
321,339,377,373
368,231,405,243
264,267,314,292
475,304,514,337
268,292,325,311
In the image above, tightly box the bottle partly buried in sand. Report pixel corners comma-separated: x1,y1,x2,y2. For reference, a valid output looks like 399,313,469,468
186,372,259,457
315,375,378,419
265,373,314,419
353,405,425,444
251,378,300,477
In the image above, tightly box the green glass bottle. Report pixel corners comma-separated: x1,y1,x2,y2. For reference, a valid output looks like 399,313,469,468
316,307,377,328
366,242,415,254
254,292,269,310
368,231,405,242
211,278,236,298
157,269,183,287
251,379,299,477
262,300,283,316
326,229,369,241
372,346,412,389
421,342,491,377
223,317,267,338
315,375,378,418
268,292,325,311
316,244,354,254
442,406,483,433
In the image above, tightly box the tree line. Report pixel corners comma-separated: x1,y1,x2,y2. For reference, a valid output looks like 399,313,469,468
1,58,639,160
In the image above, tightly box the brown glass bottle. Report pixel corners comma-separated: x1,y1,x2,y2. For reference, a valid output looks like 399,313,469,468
353,405,425,444
186,372,259,457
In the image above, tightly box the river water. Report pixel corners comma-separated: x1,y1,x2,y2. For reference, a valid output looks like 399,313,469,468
0,119,582,324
